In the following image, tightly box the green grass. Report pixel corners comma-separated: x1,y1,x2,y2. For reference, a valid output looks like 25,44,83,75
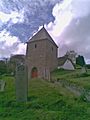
0,70,90,120
51,69,90,89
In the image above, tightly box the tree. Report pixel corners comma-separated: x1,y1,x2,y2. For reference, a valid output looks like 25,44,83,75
76,55,85,67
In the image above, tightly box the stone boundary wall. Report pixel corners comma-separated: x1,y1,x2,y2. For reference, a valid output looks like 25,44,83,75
54,78,90,102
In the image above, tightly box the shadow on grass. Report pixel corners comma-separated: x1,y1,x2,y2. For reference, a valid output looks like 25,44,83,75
27,96,38,102
47,99,66,111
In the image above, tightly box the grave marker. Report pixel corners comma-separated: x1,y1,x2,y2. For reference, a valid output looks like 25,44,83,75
81,67,86,74
0,80,6,92
15,63,28,102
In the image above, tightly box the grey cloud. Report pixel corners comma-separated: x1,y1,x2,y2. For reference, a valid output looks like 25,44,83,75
0,42,18,58
58,15,90,61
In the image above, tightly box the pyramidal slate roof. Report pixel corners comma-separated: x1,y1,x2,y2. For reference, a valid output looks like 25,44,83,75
28,26,58,48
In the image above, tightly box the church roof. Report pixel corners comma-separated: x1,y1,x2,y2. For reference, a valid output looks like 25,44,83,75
58,55,68,66
27,26,58,48
58,55,76,68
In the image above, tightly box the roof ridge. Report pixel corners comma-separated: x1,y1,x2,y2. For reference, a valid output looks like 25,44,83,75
27,26,58,48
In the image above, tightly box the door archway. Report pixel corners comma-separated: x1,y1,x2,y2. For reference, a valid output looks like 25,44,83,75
31,67,38,78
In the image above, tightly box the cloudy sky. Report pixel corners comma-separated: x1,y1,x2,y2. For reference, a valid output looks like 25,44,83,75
0,0,90,63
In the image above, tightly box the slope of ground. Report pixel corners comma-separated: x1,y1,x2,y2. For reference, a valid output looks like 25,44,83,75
51,69,90,89
0,69,90,120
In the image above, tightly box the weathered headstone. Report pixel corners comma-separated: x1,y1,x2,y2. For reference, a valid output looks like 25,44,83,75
0,80,6,92
81,67,86,74
15,63,28,102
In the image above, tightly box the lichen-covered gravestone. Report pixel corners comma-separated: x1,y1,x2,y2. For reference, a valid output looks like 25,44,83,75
15,63,28,102
0,80,6,92
81,66,86,74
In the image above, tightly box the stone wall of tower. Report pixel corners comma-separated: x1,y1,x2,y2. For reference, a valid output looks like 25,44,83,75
45,40,58,71
26,38,58,80
26,39,46,79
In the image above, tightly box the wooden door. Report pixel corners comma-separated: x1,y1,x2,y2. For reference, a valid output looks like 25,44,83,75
31,67,38,78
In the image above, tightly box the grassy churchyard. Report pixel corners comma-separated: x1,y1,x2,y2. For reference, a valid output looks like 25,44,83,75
0,69,90,120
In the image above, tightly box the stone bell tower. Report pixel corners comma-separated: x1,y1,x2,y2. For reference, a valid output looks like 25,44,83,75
26,26,58,80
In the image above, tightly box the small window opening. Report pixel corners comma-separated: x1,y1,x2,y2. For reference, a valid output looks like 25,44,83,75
35,44,37,48
52,47,53,51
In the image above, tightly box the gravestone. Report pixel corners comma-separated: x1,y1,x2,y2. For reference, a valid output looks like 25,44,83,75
15,63,28,102
81,67,86,74
0,80,6,92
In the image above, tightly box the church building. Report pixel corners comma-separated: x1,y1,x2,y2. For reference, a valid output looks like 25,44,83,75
26,26,58,80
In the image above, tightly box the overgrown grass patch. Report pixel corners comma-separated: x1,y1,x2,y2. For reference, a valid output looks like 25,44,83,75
0,74,90,120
